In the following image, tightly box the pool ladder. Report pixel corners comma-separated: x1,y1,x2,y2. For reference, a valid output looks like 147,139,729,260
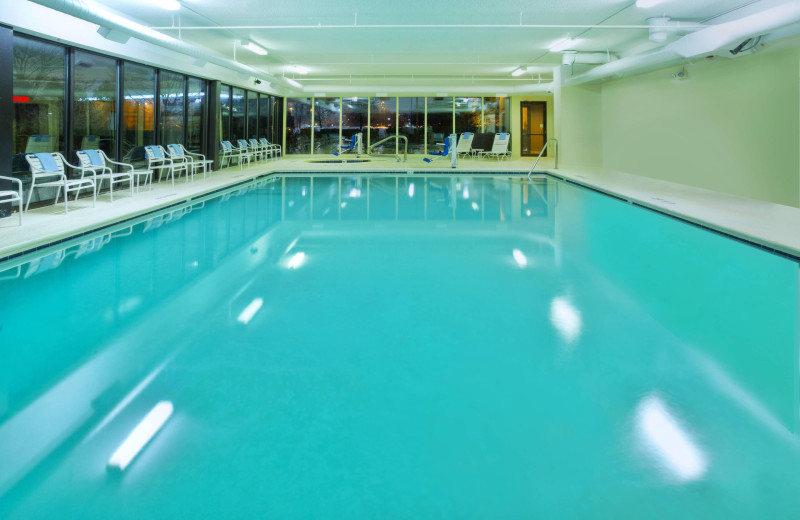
368,135,408,162
527,138,558,180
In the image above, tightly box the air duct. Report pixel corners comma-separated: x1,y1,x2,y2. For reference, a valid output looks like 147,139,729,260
564,1,800,86
562,51,619,67
28,0,280,89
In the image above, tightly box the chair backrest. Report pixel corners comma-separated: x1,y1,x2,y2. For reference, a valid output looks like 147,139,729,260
249,139,261,148
259,138,269,146
490,133,510,153
220,141,232,151
456,132,473,152
25,152,65,178
25,135,54,153
237,139,249,149
75,149,106,169
144,145,165,160
441,136,452,156
167,144,185,157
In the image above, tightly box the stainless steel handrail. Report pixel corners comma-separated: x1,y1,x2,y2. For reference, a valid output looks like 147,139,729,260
368,135,408,162
527,138,558,180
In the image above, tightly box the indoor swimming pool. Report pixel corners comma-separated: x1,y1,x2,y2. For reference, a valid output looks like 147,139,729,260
0,173,798,518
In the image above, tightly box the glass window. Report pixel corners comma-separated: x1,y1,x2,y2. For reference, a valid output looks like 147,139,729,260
369,97,396,155
186,77,206,153
12,36,66,181
484,97,509,133
73,51,117,161
341,97,368,147
455,97,481,135
159,70,184,145
220,85,231,142
314,97,340,154
247,91,258,138
426,97,453,153
230,87,246,141
121,62,155,168
258,94,269,139
271,97,283,145
398,97,424,154
286,97,311,154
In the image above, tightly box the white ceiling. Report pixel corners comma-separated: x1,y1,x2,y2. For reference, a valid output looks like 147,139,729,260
55,0,800,93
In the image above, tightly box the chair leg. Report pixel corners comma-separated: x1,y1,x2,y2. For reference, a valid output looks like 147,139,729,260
25,184,35,211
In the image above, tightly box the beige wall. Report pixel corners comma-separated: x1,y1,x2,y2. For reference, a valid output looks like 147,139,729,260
600,44,800,207
510,95,554,159
555,83,603,168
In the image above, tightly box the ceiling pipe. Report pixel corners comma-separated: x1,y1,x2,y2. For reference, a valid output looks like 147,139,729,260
28,0,281,89
563,1,800,87
561,51,619,66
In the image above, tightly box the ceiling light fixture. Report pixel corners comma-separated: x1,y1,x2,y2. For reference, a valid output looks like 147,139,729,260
241,41,268,56
288,65,309,75
146,0,181,10
549,38,578,53
511,67,526,77
635,0,667,8
284,77,302,88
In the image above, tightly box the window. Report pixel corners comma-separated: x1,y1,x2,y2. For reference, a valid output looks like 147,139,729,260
484,97,509,133
186,77,206,153
258,94,269,140
220,85,231,142
455,97,481,135
341,97,368,148
247,90,258,138
271,96,282,145
73,51,117,161
230,87,246,141
369,97,396,155
286,98,312,154
121,62,155,168
12,36,66,180
398,97,424,154
314,97,340,154
426,97,453,152
159,70,184,145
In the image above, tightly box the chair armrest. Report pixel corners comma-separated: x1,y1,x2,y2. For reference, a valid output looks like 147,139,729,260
106,158,136,172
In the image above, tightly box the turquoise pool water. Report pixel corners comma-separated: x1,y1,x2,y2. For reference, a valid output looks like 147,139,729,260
0,173,798,518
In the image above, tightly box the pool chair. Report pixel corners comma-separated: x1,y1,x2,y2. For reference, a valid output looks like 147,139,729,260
80,135,101,150
24,152,96,213
456,132,474,158
259,137,281,159
479,133,511,161
236,139,258,164
248,138,270,162
144,145,185,186
220,140,250,168
334,134,357,156
169,144,213,179
75,149,138,201
0,175,23,225
423,135,453,163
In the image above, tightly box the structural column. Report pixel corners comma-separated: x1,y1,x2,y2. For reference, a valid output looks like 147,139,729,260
0,24,13,218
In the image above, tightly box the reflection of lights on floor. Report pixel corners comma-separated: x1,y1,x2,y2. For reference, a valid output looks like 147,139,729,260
237,298,264,325
108,401,173,471
636,395,708,482
288,251,306,269
549,297,581,344
512,249,527,268
408,183,415,198
471,202,479,211
526,209,532,216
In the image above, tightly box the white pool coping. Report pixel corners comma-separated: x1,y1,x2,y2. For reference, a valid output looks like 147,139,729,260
1,156,798,262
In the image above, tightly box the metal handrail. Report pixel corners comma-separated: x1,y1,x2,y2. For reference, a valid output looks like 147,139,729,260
527,138,558,180
368,135,408,162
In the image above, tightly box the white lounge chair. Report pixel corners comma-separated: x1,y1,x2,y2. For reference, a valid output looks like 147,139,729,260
249,138,270,162
480,133,511,161
0,175,23,225
145,145,186,185
456,132,474,158
236,139,257,165
24,152,96,213
169,144,213,179
259,137,282,159
75,149,139,201
220,140,249,168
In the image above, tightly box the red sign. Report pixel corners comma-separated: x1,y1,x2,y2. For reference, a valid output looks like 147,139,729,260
13,96,29,103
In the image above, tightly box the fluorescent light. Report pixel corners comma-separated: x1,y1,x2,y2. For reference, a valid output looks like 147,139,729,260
636,395,707,481
512,249,528,268
108,401,173,471
242,41,267,56
284,77,302,89
550,297,582,343
511,67,526,77
549,38,578,53
636,0,667,7
237,298,264,325
288,65,309,75
288,252,306,269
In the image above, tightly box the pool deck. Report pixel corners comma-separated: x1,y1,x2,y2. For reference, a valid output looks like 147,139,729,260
1,155,799,262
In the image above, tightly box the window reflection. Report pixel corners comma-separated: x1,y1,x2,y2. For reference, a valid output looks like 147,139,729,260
73,51,117,163
186,78,206,153
231,88,246,141
314,97,340,154
220,86,231,142
426,97,453,153
286,98,312,154
455,97,481,135
342,97,368,151
122,63,155,168
398,97,425,154
247,91,258,139
159,71,184,145
369,97,396,154
484,97,509,133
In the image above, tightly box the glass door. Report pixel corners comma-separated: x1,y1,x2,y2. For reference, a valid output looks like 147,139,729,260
520,101,546,157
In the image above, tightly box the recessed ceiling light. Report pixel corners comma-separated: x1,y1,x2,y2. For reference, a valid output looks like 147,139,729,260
549,38,578,53
241,41,267,56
